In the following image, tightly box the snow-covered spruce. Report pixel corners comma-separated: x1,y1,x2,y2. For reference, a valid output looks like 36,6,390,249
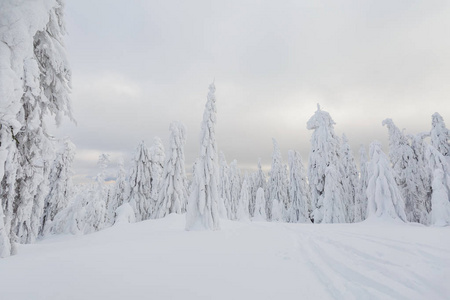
185,83,220,230
268,138,289,221
128,141,153,222
0,0,73,256
42,138,76,235
148,137,165,217
250,159,267,217
340,134,359,223
154,122,188,218
228,160,242,220
105,158,128,226
253,187,267,221
431,112,450,157
218,152,231,219
430,169,450,226
383,118,428,224
307,104,343,224
426,144,450,226
322,166,347,223
354,145,369,222
366,141,407,222
287,150,311,223
83,154,110,234
236,174,251,221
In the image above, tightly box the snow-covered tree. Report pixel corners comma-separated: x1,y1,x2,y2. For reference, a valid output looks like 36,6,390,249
41,138,76,235
366,141,407,221
149,137,165,216
128,141,153,221
236,175,250,221
253,188,267,221
268,138,288,221
354,145,369,222
250,159,267,217
218,152,231,219
287,150,311,223
0,0,73,256
84,154,110,233
430,169,450,226
186,83,220,230
105,158,128,226
430,112,450,157
307,104,342,223
383,118,428,224
154,122,188,218
0,203,11,258
426,144,450,226
271,198,284,222
322,166,346,223
340,134,359,223
228,160,242,220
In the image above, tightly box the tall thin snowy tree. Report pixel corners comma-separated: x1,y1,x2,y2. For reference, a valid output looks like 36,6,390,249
186,83,220,230
105,158,128,226
154,122,188,218
366,141,407,221
307,104,342,223
268,138,288,221
250,159,267,217
287,150,311,223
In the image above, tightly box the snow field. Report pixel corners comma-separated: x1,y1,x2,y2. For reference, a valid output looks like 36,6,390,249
1,214,449,300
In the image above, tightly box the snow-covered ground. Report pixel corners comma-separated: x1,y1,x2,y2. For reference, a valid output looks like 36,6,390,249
1,215,449,300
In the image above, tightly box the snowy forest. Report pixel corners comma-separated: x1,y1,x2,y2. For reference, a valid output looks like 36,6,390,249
1,1,450,299
1,0,450,260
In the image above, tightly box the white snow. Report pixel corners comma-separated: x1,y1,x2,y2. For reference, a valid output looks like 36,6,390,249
3,215,446,300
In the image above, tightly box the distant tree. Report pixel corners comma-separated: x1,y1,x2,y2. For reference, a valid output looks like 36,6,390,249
354,145,369,222
128,141,153,221
154,122,188,218
218,152,231,219
250,159,267,217
287,150,311,223
383,118,428,224
430,112,450,157
84,154,110,233
236,175,251,221
149,137,165,216
268,138,288,221
426,144,450,226
430,169,450,226
228,160,242,220
253,187,267,221
340,134,359,223
366,141,407,221
105,158,128,226
307,104,342,223
186,83,220,230
322,166,347,223
42,138,76,235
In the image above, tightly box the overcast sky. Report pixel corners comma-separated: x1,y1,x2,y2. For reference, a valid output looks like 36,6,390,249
55,0,450,183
